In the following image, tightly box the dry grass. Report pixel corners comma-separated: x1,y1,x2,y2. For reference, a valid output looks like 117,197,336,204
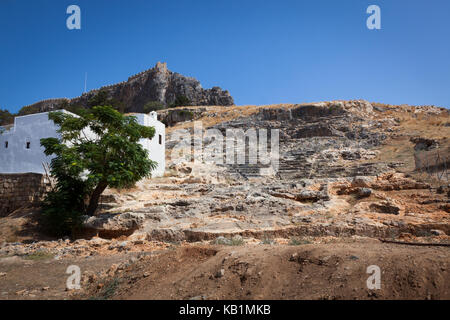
165,102,449,179
165,104,295,134
373,105,449,173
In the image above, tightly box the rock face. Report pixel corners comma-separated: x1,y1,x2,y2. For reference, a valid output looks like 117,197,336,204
20,62,234,114
209,101,388,180
1,100,449,249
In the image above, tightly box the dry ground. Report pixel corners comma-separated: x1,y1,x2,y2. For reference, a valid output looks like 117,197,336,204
1,239,448,300
0,252,141,300
0,102,448,300
79,240,449,300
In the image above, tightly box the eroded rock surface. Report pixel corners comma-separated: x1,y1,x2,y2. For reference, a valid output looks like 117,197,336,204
75,101,448,243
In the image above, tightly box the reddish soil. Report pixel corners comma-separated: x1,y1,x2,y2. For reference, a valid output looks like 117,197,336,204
81,241,449,300
0,253,141,300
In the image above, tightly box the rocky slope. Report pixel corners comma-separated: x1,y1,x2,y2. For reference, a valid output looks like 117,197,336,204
1,100,449,300
69,100,449,243
18,62,234,114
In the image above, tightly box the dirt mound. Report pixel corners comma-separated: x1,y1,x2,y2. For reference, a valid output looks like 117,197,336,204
0,208,53,244
80,242,450,300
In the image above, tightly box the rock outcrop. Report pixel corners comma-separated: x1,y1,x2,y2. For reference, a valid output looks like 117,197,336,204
208,101,388,180
19,62,234,114
0,100,449,256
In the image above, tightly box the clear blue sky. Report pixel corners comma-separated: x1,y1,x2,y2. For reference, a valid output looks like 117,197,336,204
1,0,449,113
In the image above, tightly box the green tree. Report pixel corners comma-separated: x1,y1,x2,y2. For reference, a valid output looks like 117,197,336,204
88,90,127,113
170,96,191,108
41,106,157,223
88,90,110,107
110,99,126,113
0,108,14,126
40,175,88,237
18,105,40,116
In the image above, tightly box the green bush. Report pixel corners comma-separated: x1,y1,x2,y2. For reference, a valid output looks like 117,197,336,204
18,105,40,116
170,96,191,108
88,91,128,113
88,90,109,107
289,237,311,246
0,108,14,126
211,236,244,246
40,178,87,237
24,250,55,261
143,101,165,113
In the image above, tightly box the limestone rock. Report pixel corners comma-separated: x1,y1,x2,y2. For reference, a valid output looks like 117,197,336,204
369,201,402,215
146,228,185,242
18,62,234,114
410,137,439,151
430,229,446,236
83,212,152,237
352,176,373,188
357,188,372,198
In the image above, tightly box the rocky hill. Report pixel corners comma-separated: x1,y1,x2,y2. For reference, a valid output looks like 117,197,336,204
0,100,449,300
32,100,446,243
18,62,234,115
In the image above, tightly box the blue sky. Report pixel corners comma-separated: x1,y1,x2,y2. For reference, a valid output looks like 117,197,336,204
0,0,449,113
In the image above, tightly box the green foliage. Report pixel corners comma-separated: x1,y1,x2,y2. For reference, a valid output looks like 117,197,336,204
88,90,127,113
40,177,87,237
170,96,191,108
55,100,86,116
177,110,194,117
110,99,126,113
143,101,165,113
18,105,40,116
59,100,70,109
211,236,244,246
90,278,120,300
24,250,55,261
289,237,311,246
40,105,157,235
65,104,87,116
163,109,194,126
0,108,14,126
88,90,110,108
100,278,120,300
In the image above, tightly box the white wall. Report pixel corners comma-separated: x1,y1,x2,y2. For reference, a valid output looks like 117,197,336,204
133,112,166,177
0,110,166,177
0,112,64,174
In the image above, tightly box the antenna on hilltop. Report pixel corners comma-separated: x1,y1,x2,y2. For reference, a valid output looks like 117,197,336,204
84,72,87,94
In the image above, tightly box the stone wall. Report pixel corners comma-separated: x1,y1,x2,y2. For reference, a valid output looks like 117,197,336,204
0,173,51,217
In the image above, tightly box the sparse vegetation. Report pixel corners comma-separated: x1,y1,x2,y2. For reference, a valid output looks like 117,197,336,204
143,101,166,113
90,278,120,300
289,238,311,246
0,108,14,126
17,105,41,116
260,237,276,245
212,236,244,246
87,90,127,113
170,96,191,108
87,90,109,108
24,250,55,261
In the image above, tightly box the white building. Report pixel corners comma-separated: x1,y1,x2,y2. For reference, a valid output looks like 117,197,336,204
0,110,165,177
130,111,166,177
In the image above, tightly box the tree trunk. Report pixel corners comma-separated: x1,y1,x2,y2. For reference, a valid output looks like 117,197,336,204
86,181,108,216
